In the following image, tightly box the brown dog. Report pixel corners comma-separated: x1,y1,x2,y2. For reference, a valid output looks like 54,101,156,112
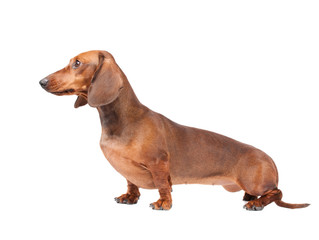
39,50,309,211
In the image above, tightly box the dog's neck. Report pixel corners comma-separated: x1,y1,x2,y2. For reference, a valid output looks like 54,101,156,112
97,77,147,137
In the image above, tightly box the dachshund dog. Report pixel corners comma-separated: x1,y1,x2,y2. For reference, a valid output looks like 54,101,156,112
39,50,309,211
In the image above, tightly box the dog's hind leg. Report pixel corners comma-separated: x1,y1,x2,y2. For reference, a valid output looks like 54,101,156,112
243,192,257,201
243,188,282,211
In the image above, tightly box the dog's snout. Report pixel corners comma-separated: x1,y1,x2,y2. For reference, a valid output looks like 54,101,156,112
39,78,49,88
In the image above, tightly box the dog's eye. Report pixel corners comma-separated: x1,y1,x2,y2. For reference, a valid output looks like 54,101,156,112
73,60,81,69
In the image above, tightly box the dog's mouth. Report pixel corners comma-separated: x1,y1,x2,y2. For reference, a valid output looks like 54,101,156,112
50,89,75,95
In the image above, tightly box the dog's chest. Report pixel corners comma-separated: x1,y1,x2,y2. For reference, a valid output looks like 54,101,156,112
99,136,155,189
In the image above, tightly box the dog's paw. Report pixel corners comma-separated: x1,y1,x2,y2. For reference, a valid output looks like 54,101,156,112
149,199,172,210
114,193,139,205
243,201,264,211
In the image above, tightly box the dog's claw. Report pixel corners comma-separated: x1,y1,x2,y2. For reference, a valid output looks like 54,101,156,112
254,206,264,211
150,203,164,210
149,204,164,210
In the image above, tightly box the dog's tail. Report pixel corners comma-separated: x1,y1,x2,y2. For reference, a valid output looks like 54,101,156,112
273,189,310,209
275,200,310,209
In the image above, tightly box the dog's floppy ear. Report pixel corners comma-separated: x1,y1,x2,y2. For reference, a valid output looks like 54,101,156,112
74,96,88,108
88,53,123,107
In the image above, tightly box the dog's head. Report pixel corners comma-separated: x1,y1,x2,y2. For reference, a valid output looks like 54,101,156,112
39,50,124,108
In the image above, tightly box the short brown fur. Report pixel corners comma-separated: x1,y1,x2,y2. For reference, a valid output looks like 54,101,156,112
40,50,309,211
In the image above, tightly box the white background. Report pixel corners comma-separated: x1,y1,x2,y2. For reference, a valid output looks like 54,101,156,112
0,0,318,239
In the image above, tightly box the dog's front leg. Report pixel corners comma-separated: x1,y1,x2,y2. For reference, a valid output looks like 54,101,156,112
114,180,140,204
149,152,172,210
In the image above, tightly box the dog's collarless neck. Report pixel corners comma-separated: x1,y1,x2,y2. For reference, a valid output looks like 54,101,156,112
96,82,146,136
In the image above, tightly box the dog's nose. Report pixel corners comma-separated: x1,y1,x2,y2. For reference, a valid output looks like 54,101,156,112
39,78,49,88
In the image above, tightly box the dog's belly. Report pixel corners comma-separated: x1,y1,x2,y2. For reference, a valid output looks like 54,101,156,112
171,175,235,186
171,175,242,192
